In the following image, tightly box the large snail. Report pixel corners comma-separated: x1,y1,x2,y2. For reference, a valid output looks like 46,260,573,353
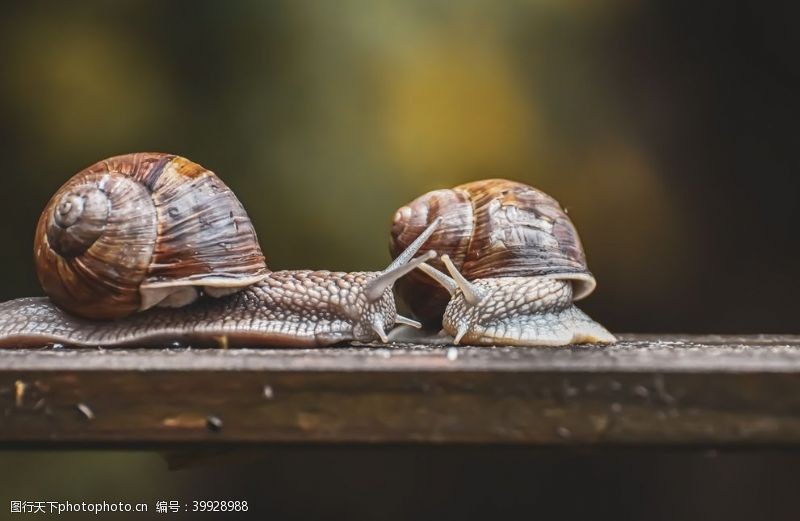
390,179,615,346
0,153,438,347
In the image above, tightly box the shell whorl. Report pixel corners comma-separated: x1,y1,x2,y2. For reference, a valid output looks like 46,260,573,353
45,185,111,257
34,153,268,320
389,179,596,325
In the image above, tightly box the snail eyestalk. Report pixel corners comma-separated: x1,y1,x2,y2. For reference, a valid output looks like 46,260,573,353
384,217,442,272
365,250,437,303
395,315,422,328
441,255,485,306
418,263,457,295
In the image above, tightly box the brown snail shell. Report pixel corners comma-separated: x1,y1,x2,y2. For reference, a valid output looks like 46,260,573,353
34,153,268,319
389,179,595,326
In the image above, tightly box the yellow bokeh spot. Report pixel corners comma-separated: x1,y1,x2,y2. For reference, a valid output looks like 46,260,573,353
380,32,538,185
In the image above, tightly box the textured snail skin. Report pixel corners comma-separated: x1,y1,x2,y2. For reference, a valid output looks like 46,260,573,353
0,271,397,348
441,277,615,346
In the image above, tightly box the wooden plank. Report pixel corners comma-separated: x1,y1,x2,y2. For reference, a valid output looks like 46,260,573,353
1,334,800,446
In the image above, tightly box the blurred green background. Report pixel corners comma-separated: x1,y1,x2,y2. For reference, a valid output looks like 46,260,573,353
0,1,798,519
1,0,797,333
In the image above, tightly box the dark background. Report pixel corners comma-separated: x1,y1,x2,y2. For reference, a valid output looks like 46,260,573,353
0,1,798,519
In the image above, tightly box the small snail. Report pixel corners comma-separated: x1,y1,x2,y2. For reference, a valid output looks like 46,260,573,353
0,153,438,347
390,179,615,346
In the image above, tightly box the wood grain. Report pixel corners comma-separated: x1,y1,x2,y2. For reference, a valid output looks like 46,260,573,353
2,334,800,446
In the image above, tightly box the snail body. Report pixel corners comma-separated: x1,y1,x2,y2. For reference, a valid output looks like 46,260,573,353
0,269,414,348
0,153,438,348
390,179,615,346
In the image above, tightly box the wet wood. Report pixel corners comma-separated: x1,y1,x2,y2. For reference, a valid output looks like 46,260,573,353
1,334,800,446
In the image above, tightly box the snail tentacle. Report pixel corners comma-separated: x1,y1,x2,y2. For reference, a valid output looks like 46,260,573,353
394,315,422,328
364,217,441,302
384,217,443,272
417,263,457,295
440,254,485,305
364,250,437,302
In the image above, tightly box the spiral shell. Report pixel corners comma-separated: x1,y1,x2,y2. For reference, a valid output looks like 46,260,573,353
34,153,268,319
389,179,595,325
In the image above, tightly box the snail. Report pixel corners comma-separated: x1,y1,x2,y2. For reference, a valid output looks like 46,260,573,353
390,179,615,346
0,153,439,348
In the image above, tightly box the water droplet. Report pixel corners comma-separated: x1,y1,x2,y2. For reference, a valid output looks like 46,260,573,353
49,343,64,350
206,415,223,432
76,403,95,421
263,385,274,399
633,385,649,398
556,426,571,439
446,347,459,361
610,402,623,413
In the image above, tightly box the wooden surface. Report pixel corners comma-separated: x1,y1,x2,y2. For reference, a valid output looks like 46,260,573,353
2,334,800,446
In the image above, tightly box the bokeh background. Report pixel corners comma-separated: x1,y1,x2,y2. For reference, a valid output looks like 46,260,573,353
0,1,798,519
